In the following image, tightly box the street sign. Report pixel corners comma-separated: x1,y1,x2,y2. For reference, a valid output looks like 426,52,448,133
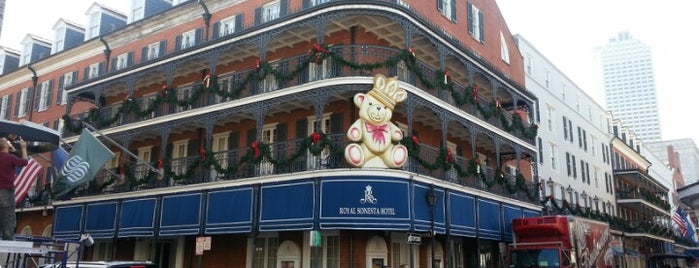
196,236,212,255
407,233,422,245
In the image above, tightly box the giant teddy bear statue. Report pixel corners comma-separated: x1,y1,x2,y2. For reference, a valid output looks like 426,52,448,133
344,74,408,168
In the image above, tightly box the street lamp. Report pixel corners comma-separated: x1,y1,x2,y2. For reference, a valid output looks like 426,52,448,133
426,185,438,268
547,177,554,196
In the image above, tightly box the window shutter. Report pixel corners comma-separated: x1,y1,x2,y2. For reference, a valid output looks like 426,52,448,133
84,67,90,81
13,93,19,117
141,46,148,62
302,0,311,9
33,87,40,112
478,11,484,43
467,3,474,35
127,51,134,67
46,80,53,109
228,132,240,150
437,0,443,12
98,62,105,76
212,22,220,39
277,123,288,142
330,113,343,133
188,139,198,157
246,129,256,146
235,14,243,32
71,71,78,85
195,28,203,44
111,57,118,71
175,35,182,51
57,76,64,104
165,142,173,161
451,0,457,21
296,119,308,138
159,40,167,57
280,0,289,16
254,7,262,25
331,47,343,77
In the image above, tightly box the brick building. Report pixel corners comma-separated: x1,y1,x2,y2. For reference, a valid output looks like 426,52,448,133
0,1,540,267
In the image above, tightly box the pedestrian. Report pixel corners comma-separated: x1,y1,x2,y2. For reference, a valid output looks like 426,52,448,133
0,136,28,240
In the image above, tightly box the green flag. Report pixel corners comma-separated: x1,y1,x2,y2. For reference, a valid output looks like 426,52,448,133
53,129,114,197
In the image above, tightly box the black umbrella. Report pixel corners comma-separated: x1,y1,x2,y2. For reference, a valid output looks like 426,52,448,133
0,119,60,154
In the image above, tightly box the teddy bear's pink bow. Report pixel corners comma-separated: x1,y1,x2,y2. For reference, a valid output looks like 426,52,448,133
365,123,388,144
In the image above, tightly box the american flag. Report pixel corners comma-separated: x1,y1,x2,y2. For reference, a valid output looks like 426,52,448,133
14,157,43,205
674,208,688,237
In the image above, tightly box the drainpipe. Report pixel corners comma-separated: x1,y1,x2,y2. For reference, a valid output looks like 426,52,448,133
27,64,38,122
99,36,111,73
198,0,212,42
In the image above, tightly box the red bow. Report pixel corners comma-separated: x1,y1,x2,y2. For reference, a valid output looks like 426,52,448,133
199,147,207,160
408,47,415,57
251,140,260,158
446,148,454,163
472,84,479,102
411,135,420,144
311,132,321,144
365,123,388,144
255,59,261,70
157,158,164,170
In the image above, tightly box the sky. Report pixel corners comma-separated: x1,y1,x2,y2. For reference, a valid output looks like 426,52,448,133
1,0,697,145
495,0,699,145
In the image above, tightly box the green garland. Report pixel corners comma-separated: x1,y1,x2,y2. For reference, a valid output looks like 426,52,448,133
62,44,538,140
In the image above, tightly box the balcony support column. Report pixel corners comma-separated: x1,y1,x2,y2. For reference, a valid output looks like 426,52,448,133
400,20,415,48
125,77,137,98
257,33,272,61
438,110,449,150
405,94,416,137
312,91,329,132
203,121,214,152
165,63,175,87
208,51,219,76
469,127,478,157
494,138,502,169
315,15,328,44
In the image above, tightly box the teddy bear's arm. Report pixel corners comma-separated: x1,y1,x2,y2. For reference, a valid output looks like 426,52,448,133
347,120,363,141
389,123,403,141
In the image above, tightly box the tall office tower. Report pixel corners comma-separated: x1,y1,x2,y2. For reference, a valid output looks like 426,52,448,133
0,0,5,39
600,32,662,142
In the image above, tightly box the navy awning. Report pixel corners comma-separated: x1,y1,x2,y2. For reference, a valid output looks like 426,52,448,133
160,193,202,236
448,192,476,237
119,198,157,237
260,181,315,231
478,198,502,240
205,188,253,234
53,205,84,239
0,119,59,154
502,205,523,241
84,202,117,239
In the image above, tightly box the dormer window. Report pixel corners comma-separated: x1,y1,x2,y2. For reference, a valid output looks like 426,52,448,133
87,12,100,40
21,43,31,65
54,26,66,53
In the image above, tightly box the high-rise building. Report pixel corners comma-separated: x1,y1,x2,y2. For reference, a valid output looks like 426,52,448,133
647,139,699,185
0,0,5,39
599,32,662,142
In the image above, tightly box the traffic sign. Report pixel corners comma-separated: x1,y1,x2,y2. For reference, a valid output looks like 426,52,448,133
407,233,422,245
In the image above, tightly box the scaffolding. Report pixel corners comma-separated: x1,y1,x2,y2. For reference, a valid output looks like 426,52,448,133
0,235,86,268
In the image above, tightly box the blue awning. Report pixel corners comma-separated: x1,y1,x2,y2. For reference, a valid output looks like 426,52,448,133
119,198,157,237
84,202,117,239
260,181,315,231
502,205,523,241
160,193,202,236
53,205,84,239
478,198,502,240
448,192,476,237
205,188,253,234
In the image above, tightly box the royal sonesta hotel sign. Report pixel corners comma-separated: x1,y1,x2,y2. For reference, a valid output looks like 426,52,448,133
320,177,410,226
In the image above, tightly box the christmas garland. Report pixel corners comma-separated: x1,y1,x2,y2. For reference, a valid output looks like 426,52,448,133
62,44,538,140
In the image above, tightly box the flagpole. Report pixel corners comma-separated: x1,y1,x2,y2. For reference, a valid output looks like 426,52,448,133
81,122,163,175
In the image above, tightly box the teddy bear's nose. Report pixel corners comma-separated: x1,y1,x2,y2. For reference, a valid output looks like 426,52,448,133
375,107,382,111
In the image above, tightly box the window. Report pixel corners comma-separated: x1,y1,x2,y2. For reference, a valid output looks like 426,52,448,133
21,42,31,65
263,63,279,92
561,84,567,101
562,116,568,140
216,75,232,103
211,132,229,179
565,152,571,176
500,32,509,63
131,0,145,22
261,123,277,175
311,232,340,268
53,26,65,53
176,86,192,112
438,0,455,21
88,62,100,79
537,138,543,164
545,70,550,89
219,16,237,36
181,30,196,49
136,146,152,179
0,95,9,119
139,94,157,119
311,0,330,6
147,42,160,60
17,88,29,117
580,160,586,183
58,72,74,105
467,2,484,42
571,155,577,179
546,106,554,132
115,52,129,70
251,235,279,268
309,58,329,81
87,12,100,39
307,114,331,169
38,81,52,111
525,54,533,75
568,120,573,143
577,127,582,148
263,1,281,23
549,143,558,171
172,140,189,175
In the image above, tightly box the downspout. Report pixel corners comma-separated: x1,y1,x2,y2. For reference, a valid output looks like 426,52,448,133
99,36,111,73
198,0,211,42
27,64,38,122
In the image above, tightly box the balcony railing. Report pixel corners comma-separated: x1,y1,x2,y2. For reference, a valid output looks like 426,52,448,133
616,188,671,211
66,45,536,143
28,133,539,206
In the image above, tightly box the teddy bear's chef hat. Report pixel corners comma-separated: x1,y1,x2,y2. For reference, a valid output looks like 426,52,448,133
367,74,408,110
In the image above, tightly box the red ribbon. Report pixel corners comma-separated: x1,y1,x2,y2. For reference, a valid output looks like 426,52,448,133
252,140,260,158
311,132,321,144
446,148,454,163
199,147,207,160
472,84,479,102
365,123,388,145
411,135,420,144
157,158,163,170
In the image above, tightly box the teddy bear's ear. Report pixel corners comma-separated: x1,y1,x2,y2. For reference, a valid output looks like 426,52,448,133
354,93,366,107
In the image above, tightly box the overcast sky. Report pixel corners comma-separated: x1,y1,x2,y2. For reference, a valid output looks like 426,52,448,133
1,0,697,145
496,0,699,145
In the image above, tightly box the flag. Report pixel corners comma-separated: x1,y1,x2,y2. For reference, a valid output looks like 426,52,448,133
674,208,688,237
682,210,697,243
52,129,114,197
14,158,43,205
50,147,69,183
